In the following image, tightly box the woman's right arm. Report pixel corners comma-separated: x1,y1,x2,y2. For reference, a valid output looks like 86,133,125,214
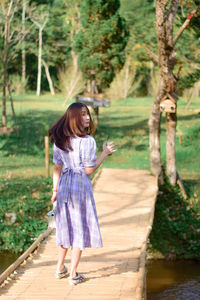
51,164,63,203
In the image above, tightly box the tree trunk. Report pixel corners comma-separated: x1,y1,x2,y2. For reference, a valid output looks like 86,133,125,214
148,0,197,185
31,16,48,96
152,0,179,185
123,59,130,99
166,112,177,185
8,82,19,136
22,49,26,91
42,60,55,95
22,0,26,92
164,1,179,185
148,100,162,178
36,27,42,96
2,68,7,127
2,10,9,128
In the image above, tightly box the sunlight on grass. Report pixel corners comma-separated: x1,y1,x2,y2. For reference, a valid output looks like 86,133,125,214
0,93,199,186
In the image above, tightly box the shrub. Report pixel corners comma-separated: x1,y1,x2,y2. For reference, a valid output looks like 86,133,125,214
105,59,142,100
149,177,200,260
0,177,51,253
58,63,86,104
9,74,28,94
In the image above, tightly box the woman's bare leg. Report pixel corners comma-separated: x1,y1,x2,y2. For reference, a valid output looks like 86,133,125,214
70,248,82,278
57,245,68,272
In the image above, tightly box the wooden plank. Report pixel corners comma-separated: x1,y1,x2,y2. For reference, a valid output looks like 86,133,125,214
0,169,158,300
0,228,52,286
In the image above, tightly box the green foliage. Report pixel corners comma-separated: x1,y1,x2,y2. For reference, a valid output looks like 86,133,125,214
178,69,200,93
3,0,71,92
149,177,200,260
120,0,200,95
42,0,71,65
9,74,29,95
74,0,129,89
0,177,51,253
120,0,157,95
120,0,156,49
105,60,142,100
0,0,199,96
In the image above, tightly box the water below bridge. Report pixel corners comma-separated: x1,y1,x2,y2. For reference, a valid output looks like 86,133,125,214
147,259,200,299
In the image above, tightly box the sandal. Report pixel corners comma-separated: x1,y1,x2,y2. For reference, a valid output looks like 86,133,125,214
68,273,85,285
55,266,68,279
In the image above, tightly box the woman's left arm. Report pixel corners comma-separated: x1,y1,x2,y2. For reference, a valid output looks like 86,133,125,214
84,142,116,176
51,164,63,203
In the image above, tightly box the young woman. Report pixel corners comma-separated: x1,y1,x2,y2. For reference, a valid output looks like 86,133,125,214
48,102,116,285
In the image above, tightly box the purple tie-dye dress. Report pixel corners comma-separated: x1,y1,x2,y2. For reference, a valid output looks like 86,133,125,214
53,135,103,250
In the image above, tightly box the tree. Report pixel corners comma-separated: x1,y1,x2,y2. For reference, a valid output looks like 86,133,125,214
0,0,27,132
58,0,85,103
148,0,199,185
121,0,199,185
21,0,26,92
26,0,70,95
74,0,129,92
120,0,157,96
30,5,48,96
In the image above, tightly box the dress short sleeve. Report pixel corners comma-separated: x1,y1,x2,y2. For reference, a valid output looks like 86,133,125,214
53,144,63,165
81,136,97,167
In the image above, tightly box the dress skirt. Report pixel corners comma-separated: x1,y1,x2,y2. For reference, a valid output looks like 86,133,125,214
55,168,103,250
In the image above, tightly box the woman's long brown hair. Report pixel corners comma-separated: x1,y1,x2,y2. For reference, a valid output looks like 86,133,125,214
49,102,95,151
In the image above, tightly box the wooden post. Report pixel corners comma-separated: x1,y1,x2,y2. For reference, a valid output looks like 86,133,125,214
45,136,49,178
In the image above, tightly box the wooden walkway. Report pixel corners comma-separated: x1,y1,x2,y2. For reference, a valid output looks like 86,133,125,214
0,168,158,300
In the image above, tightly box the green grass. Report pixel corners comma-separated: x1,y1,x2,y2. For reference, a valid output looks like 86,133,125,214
1,93,199,178
0,93,199,252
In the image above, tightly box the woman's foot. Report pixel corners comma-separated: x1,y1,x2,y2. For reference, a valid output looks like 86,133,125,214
68,273,85,285
55,266,68,279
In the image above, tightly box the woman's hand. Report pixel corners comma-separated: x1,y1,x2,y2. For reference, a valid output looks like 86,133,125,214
85,141,116,176
103,141,116,156
51,191,57,204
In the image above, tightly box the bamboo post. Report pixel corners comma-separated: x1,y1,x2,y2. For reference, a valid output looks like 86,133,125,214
45,136,49,178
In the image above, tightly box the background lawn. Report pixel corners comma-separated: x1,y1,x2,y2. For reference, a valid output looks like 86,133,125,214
1,94,199,178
